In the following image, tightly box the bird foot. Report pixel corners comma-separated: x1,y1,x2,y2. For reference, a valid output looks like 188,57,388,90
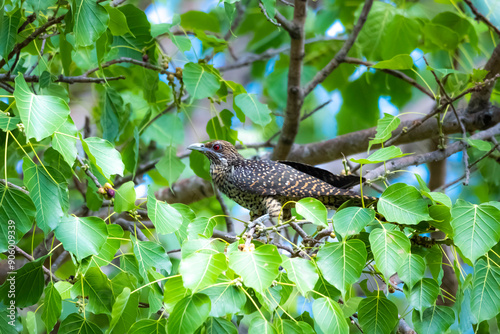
252,214,270,228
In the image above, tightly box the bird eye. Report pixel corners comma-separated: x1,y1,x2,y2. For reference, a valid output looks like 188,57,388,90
213,144,221,151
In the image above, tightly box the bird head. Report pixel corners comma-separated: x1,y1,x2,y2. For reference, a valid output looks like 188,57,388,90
187,140,243,165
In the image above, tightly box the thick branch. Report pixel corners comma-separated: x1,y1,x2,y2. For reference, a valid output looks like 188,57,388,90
351,122,500,191
271,0,307,160
155,175,214,204
467,43,500,113
303,0,374,96
286,106,499,165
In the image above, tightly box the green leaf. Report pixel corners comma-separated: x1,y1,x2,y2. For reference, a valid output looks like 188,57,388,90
0,182,35,252
203,278,246,317
108,287,139,334
179,251,227,292
0,256,46,308
52,117,78,166
369,227,411,279
234,93,272,127
105,5,133,36
407,278,440,311
377,183,431,225
129,319,167,334
163,276,191,312
190,150,211,180
428,204,453,235
205,317,238,334
295,198,328,227
195,30,228,53
342,296,363,318
114,181,136,213
147,188,183,234
14,75,70,141
55,215,108,261
424,192,452,208
156,146,186,186
42,282,62,332
82,137,125,179
397,253,426,289
133,239,172,277
368,113,401,150
248,318,276,334
317,240,367,296
54,281,73,300
0,9,20,59
358,294,399,334
0,113,20,131
100,88,125,143
228,244,282,293
351,146,409,164
423,23,459,51
23,157,68,234
92,224,124,267
142,112,184,147
183,63,221,100
281,255,319,295
470,259,500,323
372,54,413,70
312,297,349,334
187,217,218,240
180,11,220,32
451,201,500,263
70,267,113,314
59,313,102,334
71,0,109,46
167,294,211,334
468,139,492,152
333,207,375,239
413,305,455,334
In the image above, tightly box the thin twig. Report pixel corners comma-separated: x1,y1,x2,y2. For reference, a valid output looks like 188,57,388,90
0,14,66,69
463,0,500,36
84,57,175,77
76,155,102,189
425,57,470,185
215,188,234,233
0,73,125,84
0,179,30,195
303,0,374,96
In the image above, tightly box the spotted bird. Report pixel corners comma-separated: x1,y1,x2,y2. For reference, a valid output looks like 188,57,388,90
188,140,377,223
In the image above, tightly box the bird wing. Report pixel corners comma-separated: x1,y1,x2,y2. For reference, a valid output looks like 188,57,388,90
278,160,363,189
231,160,358,198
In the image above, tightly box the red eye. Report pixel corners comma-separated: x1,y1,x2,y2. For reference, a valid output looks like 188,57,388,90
213,144,221,151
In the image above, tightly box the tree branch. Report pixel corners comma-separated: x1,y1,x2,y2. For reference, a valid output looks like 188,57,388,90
343,57,434,99
0,14,66,69
271,0,307,160
15,246,60,282
0,73,125,84
0,179,30,195
463,0,500,36
467,43,500,114
303,0,374,96
84,57,175,77
351,122,500,191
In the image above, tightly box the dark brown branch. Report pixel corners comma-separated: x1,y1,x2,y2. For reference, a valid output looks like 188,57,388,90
0,73,125,84
303,0,374,96
467,43,500,114
0,14,66,69
463,0,500,36
0,82,14,93
271,0,307,160
344,57,434,99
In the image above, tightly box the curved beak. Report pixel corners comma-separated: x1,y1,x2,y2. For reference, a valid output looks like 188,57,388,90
187,143,207,152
